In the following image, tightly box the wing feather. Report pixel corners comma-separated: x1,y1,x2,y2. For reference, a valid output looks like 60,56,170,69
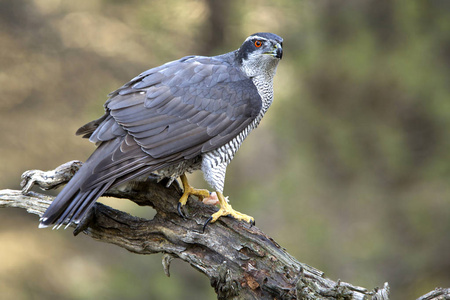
72,54,261,191
41,51,264,228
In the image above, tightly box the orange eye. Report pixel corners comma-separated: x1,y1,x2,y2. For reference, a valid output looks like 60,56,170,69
254,40,262,48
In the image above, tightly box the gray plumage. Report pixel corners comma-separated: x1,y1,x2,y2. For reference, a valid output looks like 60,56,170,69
40,32,283,228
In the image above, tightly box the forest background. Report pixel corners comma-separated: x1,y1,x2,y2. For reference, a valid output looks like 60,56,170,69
0,0,449,299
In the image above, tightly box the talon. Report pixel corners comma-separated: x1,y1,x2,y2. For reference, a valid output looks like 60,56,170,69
177,202,186,219
206,192,254,225
177,174,211,215
202,216,213,233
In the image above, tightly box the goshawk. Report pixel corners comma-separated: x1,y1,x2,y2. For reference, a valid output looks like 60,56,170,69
39,32,283,229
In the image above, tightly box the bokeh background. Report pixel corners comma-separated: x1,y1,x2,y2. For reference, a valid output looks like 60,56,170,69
1,0,449,299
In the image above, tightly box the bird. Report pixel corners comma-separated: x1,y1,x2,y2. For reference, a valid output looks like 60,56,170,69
39,32,283,230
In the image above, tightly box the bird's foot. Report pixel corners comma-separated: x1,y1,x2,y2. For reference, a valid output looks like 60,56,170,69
203,192,255,232
177,174,211,218
178,186,211,205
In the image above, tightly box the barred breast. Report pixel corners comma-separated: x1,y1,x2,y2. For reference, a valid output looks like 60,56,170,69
201,76,275,193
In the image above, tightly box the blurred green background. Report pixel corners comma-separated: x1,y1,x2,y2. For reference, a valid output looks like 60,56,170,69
1,0,449,299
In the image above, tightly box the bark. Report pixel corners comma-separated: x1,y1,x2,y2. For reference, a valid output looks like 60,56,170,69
0,161,445,299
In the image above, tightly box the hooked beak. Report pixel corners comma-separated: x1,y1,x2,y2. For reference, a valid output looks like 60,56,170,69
266,43,283,59
276,45,283,59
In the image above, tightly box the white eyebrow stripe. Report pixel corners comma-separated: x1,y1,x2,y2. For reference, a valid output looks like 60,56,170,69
244,35,268,42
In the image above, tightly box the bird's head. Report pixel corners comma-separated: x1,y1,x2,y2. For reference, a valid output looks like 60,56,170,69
237,32,283,79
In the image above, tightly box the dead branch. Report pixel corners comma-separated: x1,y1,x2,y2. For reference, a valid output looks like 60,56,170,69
6,160,442,299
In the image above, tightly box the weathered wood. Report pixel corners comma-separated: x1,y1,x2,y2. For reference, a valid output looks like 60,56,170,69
416,288,450,300
0,161,413,299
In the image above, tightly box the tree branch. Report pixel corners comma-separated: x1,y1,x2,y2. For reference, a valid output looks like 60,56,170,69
2,161,442,299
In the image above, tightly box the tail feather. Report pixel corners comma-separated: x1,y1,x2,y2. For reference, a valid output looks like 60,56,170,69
39,139,122,228
39,135,172,229
40,174,87,226
71,184,112,224
39,173,95,228
40,179,113,228
55,188,98,227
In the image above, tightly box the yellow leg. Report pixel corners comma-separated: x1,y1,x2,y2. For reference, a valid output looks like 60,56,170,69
209,192,255,224
178,174,211,206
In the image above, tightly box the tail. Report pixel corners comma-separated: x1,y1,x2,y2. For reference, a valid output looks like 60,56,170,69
39,139,122,229
39,161,114,229
39,134,160,229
